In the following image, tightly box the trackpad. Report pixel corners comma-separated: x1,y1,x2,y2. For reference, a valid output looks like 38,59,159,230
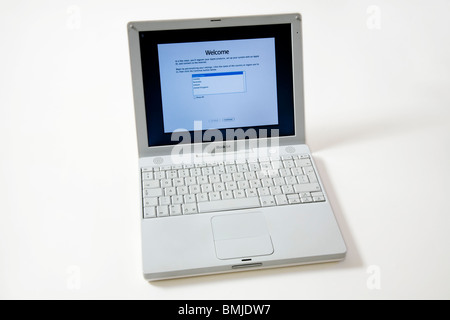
211,212,274,260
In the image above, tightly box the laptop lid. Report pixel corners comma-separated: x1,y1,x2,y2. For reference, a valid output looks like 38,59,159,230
128,13,305,158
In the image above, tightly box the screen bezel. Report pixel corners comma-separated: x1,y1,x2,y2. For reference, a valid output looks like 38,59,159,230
139,24,294,147
128,14,305,158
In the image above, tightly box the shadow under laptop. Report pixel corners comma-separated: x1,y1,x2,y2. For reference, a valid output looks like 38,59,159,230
306,110,445,152
150,157,361,288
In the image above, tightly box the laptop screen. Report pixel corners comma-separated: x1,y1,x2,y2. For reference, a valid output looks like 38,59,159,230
139,23,295,147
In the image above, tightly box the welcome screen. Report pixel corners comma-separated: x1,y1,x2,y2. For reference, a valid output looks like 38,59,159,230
157,38,279,133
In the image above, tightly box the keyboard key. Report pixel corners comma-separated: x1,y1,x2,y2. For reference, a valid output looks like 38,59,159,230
189,185,201,194
307,173,318,183
267,169,279,178
198,197,261,213
144,188,162,197
158,196,171,206
271,160,283,169
202,167,213,175
269,186,282,195
225,165,236,173
209,192,221,201
225,181,237,190
260,195,276,207
285,176,297,185
197,176,209,185
164,187,176,196
294,183,321,193
237,180,250,189
153,171,165,179
256,170,269,179
287,194,301,204
196,193,209,202
184,194,196,203
182,203,198,214
233,189,246,198
291,167,303,176
172,178,184,187
302,166,315,175
257,187,270,196
297,175,309,184
261,178,273,187
169,204,182,216
244,171,257,180
281,185,294,194
161,179,172,188
311,191,324,197
300,196,313,203
177,186,188,195
249,179,262,188
214,165,226,174
299,192,311,198
156,206,169,217
209,174,221,183
260,161,271,169
201,183,213,193
273,177,285,186
237,164,249,172
283,160,295,168
275,194,288,205
167,170,178,179
213,182,225,192
295,159,312,167
246,189,258,197
190,168,202,176
143,180,160,189
221,173,233,182
186,177,197,185
178,169,189,177
143,197,158,207
142,171,153,180
311,192,325,202
171,195,183,204
221,190,234,200
195,163,206,168
144,207,156,218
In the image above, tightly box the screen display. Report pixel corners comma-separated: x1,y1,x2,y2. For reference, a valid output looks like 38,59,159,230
139,24,295,147
157,38,279,133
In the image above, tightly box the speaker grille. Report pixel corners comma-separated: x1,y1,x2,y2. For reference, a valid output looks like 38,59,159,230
153,157,163,165
285,146,295,154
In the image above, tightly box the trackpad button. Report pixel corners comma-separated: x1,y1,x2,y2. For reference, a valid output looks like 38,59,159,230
211,212,274,260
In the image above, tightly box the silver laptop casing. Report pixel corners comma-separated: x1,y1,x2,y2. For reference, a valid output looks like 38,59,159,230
128,13,346,281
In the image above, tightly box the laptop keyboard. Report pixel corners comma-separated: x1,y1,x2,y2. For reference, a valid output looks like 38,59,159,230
141,154,325,218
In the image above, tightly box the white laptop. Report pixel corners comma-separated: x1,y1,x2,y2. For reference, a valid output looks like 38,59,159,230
127,13,346,281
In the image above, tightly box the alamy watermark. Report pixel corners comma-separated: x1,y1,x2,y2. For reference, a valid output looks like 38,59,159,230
366,5,381,30
66,5,81,30
66,265,81,290
170,121,280,164
366,265,381,290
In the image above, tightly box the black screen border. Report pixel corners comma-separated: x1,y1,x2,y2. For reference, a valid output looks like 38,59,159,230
139,23,295,147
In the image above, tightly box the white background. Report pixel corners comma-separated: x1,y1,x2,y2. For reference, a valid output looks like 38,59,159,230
1,0,449,299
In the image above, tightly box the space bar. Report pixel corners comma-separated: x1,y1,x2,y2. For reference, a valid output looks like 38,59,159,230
197,198,261,213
